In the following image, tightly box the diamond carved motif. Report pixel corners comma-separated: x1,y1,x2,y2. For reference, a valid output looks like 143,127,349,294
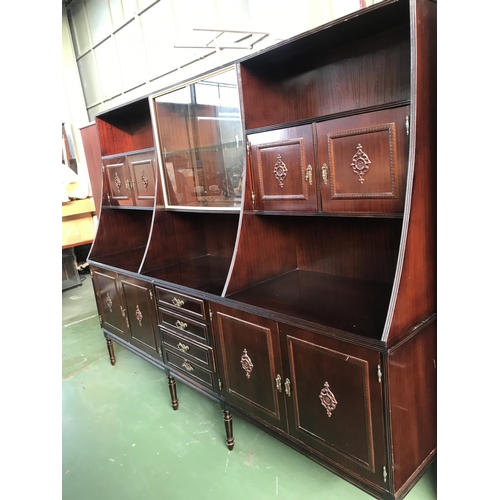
319,381,338,417
350,143,371,184
114,172,122,191
105,293,113,312
240,349,254,379
141,170,148,190
135,305,143,327
273,154,288,188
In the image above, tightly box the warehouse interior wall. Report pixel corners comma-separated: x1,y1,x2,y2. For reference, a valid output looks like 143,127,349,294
61,0,382,183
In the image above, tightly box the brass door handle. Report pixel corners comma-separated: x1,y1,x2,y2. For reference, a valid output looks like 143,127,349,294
276,374,282,392
305,165,313,185
322,164,328,185
285,378,291,397
125,179,130,190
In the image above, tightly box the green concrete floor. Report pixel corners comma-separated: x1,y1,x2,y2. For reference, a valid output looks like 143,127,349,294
62,274,437,500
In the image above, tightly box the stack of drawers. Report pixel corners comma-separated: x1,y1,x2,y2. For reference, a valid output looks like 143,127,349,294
155,285,217,394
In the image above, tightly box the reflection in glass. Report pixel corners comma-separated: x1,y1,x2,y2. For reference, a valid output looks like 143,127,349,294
153,67,244,209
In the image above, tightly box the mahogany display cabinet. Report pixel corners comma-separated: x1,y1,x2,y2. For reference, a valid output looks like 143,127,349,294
87,1,436,499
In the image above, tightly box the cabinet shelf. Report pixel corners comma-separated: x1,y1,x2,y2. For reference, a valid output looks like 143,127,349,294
226,269,392,339
90,246,148,273
145,255,233,295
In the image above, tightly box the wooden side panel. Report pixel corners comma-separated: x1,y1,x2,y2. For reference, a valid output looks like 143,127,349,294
385,0,436,343
80,123,103,217
212,304,287,432
387,321,437,494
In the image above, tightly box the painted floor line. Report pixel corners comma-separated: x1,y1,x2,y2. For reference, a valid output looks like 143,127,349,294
63,314,98,328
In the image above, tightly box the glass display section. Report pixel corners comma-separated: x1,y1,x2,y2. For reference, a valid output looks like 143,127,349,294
152,67,244,210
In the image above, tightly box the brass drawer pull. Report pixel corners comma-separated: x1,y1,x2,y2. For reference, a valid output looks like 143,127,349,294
175,320,188,330
176,342,190,353
172,297,185,307
182,361,194,372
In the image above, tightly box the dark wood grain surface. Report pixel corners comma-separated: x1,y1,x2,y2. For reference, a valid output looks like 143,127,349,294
228,270,392,338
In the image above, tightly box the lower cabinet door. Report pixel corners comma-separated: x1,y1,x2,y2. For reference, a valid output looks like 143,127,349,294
211,304,288,432
120,275,161,359
280,324,388,488
92,267,129,340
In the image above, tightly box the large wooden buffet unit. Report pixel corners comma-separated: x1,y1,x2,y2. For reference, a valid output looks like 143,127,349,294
87,1,436,498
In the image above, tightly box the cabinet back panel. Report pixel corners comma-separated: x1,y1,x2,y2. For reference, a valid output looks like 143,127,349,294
240,26,410,130
88,209,152,270
96,99,154,156
295,217,401,283
225,214,401,295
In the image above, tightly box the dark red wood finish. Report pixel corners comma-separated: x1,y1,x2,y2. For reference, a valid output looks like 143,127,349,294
120,274,161,360
317,106,409,214
248,125,317,212
86,3,436,499
281,324,387,488
212,304,288,432
239,24,410,131
387,320,436,495
384,0,436,344
91,268,129,341
80,123,103,216
96,97,154,157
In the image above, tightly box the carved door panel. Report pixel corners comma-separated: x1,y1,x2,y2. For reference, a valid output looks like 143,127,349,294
248,125,317,212
211,304,288,432
103,156,134,207
120,275,161,360
91,268,129,340
128,151,156,207
316,106,409,214
280,324,387,487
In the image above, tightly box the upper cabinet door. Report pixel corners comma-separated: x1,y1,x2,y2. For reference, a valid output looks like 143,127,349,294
280,324,387,487
248,125,317,212
211,304,288,432
103,157,134,207
128,151,156,207
317,106,409,214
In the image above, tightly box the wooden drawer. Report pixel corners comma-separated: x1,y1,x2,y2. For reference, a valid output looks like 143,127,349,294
155,286,206,319
157,307,209,343
160,327,213,369
163,348,215,391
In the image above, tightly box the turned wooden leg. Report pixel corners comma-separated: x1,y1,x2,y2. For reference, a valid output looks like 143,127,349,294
168,375,179,410
223,409,235,450
106,338,116,366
